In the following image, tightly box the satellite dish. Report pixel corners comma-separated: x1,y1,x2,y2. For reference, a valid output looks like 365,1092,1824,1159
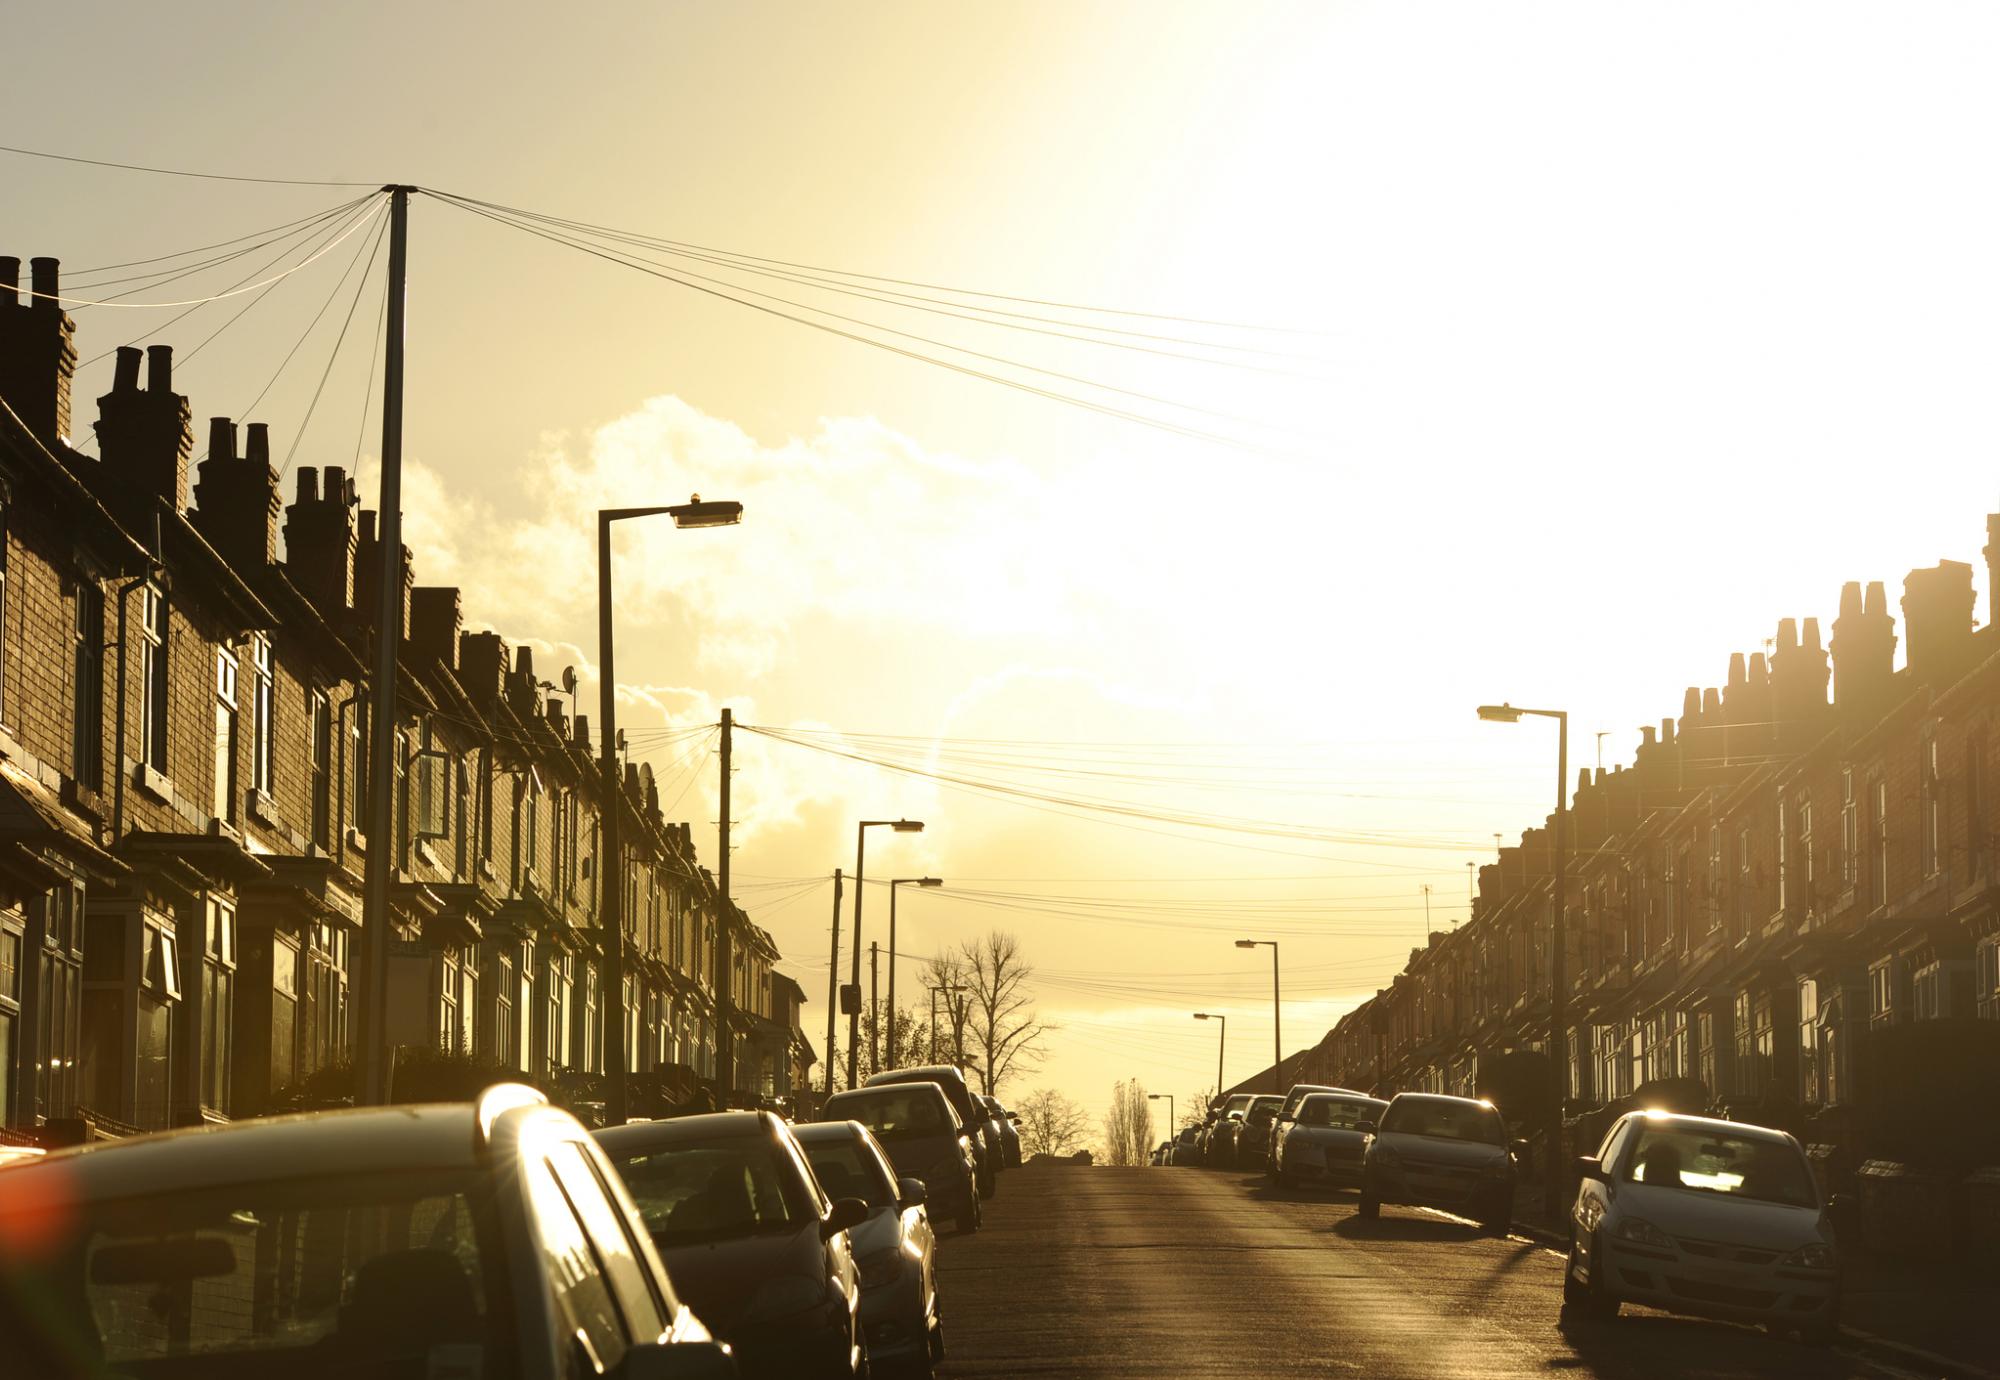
561,665,577,695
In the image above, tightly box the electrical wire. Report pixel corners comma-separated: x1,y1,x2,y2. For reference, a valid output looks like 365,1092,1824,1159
0,142,378,188
64,197,381,279
280,213,392,478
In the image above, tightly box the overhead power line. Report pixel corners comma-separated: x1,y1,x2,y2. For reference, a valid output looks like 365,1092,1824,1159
0,142,378,188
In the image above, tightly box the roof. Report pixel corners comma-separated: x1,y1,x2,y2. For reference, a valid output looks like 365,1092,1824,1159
592,1111,774,1156
789,1121,864,1145
1622,1109,1795,1143
1386,1092,1495,1109
0,1104,484,1205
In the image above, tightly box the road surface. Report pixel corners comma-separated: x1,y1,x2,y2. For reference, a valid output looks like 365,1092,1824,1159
932,1165,1931,1379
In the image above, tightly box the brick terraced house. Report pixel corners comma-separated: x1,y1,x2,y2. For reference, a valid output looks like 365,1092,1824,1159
0,254,805,1141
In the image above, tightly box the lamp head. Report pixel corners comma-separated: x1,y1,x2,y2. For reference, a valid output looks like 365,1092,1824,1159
1234,940,1258,950
669,496,744,529
919,876,943,887
1476,703,1523,724
892,819,925,833
1193,1012,1211,1020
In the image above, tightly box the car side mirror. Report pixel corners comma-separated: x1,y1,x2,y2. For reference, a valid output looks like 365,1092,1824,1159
1356,1120,1377,1134
898,1176,928,1208
823,1196,869,1239
1510,1138,1530,1157
1576,1155,1608,1183
610,1340,738,1380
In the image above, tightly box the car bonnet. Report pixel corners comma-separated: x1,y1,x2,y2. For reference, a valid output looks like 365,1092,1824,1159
1614,1180,1825,1247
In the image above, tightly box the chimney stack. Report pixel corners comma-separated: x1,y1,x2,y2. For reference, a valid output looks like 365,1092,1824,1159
191,417,282,572
354,508,415,646
282,466,358,620
0,256,76,446
1770,615,1830,748
94,343,193,512
411,588,463,669
1902,560,1977,687
457,631,506,705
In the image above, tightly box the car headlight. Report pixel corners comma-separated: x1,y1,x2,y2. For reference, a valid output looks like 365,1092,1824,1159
857,1248,904,1289
1780,1242,1837,1270
745,1274,827,1321
1612,1216,1677,1250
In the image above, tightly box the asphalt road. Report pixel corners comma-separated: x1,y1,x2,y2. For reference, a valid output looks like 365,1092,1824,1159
932,1165,1936,1380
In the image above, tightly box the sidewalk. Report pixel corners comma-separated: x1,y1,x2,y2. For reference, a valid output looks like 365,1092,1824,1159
1510,1184,2000,1380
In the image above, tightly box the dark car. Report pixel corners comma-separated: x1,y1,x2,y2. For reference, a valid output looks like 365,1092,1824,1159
980,1095,1023,1169
865,1066,999,1199
1263,1083,1372,1177
823,1083,981,1235
1357,1092,1517,1232
1201,1094,1255,1166
0,1084,735,1380
596,1111,870,1380
795,1121,945,1379
1236,1095,1285,1171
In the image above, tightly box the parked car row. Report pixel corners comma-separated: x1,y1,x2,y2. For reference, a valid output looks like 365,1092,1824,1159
0,1064,1027,1380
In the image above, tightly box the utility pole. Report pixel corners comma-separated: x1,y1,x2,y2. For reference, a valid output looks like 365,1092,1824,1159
358,185,413,1108
869,942,880,1074
823,869,842,1094
716,708,734,1104
1421,884,1432,938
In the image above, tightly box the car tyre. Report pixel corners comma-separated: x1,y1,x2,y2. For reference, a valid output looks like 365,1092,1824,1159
957,1187,981,1234
1799,1294,1841,1349
1480,1191,1513,1235
1356,1188,1380,1220
977,1165,995,1201
1562,1230,1618,1321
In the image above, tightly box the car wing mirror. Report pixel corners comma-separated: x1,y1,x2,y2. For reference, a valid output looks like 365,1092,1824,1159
1575,1155,1608,1182
1510,1138,1530,1156
898,1176,928,1208
610,1339,739,1380
823,1196,870,1239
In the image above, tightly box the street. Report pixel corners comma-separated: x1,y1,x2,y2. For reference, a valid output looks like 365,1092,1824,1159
936,1167,1928,1380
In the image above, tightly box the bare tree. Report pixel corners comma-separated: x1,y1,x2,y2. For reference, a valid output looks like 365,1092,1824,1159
1014,1088,1090,1159
919,952,972,1068
956,930,1047,1098
1183,1085,1217,1133
1101,1079,1153,1167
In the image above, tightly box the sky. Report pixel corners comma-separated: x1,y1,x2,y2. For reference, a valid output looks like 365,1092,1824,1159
9,2,2000,1144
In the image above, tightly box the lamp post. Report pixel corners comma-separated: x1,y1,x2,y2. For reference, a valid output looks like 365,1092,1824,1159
1234,940,1281,1092
850,820,924,1087
1477,700,1569,1215
597,496,741,1125
1148,1092,1174,1144
1193,1012,1226,1101
886,877,942,1067
928,981,966,1064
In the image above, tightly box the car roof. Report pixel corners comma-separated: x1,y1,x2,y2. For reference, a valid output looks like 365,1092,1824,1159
0,1103,490,1206
1247,1094,1283,1105
1620,1110,1796,1144
828,1082,949,1104
792,1121,869,1145
1386,1093,1496,1110
593,1110,777,1155
867,1065,967,1087
1302,1091,1386,1105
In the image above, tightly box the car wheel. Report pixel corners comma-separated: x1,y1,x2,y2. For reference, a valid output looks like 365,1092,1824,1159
1799,1294,1841,1348
1481,1191,1513,1235
1562,1231,1618,1321
1356,1189,1379,1220
958,1193,980,1234
978,1166,995,1201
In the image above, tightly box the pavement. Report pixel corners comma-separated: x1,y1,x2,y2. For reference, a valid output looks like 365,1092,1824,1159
932,1164,1994,1380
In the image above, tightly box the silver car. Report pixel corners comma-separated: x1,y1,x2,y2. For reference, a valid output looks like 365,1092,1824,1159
1357,1093,1517,1232
1563,1110,1840,1345
1273,1092,1388,1188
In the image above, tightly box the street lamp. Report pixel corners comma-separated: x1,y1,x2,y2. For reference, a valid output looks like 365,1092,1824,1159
598,496,742,1124
1193,1012,1226,1101
1148,1092,1174,1144
1477,700,1569,1216
886,877,943,1067
851,820,924,1086
1235,940,1281,1093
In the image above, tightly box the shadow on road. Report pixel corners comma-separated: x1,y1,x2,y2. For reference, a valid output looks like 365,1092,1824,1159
1332,1214,1487,1244
1555,1305,1853,1377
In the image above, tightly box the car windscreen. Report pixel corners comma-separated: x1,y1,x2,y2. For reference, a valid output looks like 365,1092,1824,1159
1296,1098,1381,1130
610,1138,814,1247
1621,1126,1817,1208
825,1089,955,1140
797,1137,897,1209
0,1167,508,1376
1244,1100,1280,1126
1379,1099,1505,1145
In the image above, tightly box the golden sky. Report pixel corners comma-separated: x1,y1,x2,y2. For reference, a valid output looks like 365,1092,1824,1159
11,2,2000,1132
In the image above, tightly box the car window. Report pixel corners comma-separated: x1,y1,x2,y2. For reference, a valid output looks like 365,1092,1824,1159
526,1154,629,1374
1596,1116,1632,1165
1297,1097,1379,1129
1621,1126,1817,1208
800,1136,897,1207
0,1168,505,1375
546,1140,666,1342
1379,1099,1506,1145
826,1089,952,1138
610,1139,813,1246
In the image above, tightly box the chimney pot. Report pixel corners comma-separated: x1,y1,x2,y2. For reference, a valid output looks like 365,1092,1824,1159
145,344,172,392
28,257,58,308
112,346,141,393
359,509,377,545
296,467,319,502
1803,617,1823,652
0,257,17,304
324,465,348,504
1777,618,1799,652
1865,581,1888,617
244,422,270,467
1727,652,1747,688
1840,581,1864,621
207,417,237,464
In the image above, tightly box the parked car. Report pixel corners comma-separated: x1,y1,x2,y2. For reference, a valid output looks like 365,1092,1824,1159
0,1084,735,1380
794,1121,946,1379
1150,1142,1171,1166
865,1066,1000,1199
1166,1126,1203,1165
1201,1095,1255,1166
821,1082,981,1234
1273,1091,1388,1188
1357,1092,1517,1232
981,1095,1023,1168
1263,1083,1372,1177
596,1110,869,1380
1562,1110,1840,1344
1236,1095,1285,1171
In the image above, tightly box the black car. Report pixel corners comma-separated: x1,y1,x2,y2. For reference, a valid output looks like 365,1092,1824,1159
596,1111,870,1380
980,1095,1023,1169
865,1065,999,1199
1236,1095,1284,1171
823,1082,981,1234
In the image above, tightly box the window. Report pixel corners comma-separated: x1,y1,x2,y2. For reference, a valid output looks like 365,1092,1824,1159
525,773,541,873
213,647,239,823
1706,827,1723,933
1913,962,1944,1020
1775,796,1789,914
304,922,349,1076
1922,735,1941,878
476,750,493,863
1735,826,1752,936
1871,779,1890,908
1870,961,1896,1025
1696,1011,1716,1099
72,578,104,791
1977,937,2000,1021
140,586,168,773
134,917,178,1130
201,897,235,1113
272,932,299,1093
581,962,602,1073
490,943,516,1067
308,690,331,848
1798,978,1820,1104
1841,768,1859,888
547,950,573,1070
412,733,448,844
546,1140,665,1342
0,917,20,1120
1968,730,1987,875
36,885,83,1124
525,1151,631,1371
1797,796,1813,910
345,701,368,837
248,634,273,799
